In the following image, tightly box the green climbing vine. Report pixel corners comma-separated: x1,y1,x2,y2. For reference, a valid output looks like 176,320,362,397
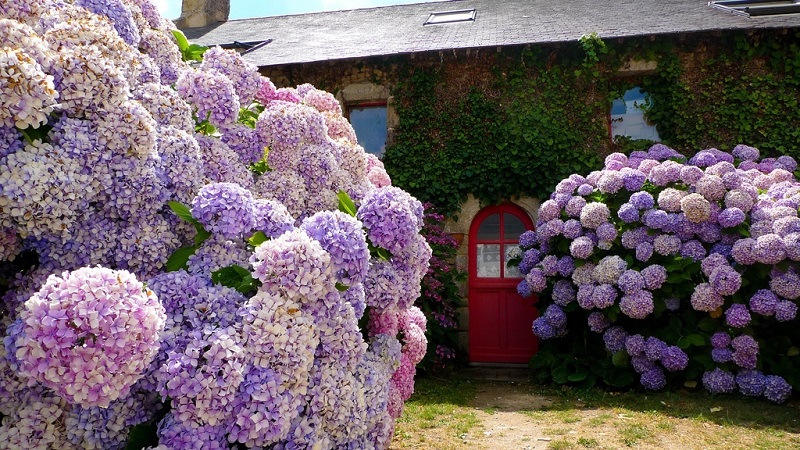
382,29,800,216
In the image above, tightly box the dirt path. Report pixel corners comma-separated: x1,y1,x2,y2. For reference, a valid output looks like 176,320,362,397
469,382,557,450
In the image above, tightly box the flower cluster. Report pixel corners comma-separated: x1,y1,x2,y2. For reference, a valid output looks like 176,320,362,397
520,143,799,402
9,267,165,408
1,0,429,447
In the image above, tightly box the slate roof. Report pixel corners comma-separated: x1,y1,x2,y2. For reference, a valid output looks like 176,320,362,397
181,0,800,67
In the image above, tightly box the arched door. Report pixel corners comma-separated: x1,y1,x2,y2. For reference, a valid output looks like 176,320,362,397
469,204,538,363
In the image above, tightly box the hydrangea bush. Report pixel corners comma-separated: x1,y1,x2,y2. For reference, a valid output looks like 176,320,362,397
0,0,429,448
519,144,800,403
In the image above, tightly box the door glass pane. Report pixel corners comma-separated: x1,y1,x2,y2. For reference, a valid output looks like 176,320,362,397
504,245,523,278
503,213,527,241
477,214,500,241
476,244,501,278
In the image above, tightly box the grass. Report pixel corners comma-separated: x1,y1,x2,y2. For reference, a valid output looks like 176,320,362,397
391,375,800,449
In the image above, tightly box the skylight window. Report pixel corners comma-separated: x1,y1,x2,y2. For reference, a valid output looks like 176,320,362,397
424,9,476,25
709,0,800,17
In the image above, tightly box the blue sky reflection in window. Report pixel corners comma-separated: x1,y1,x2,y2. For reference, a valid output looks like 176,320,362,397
611,87,660,141
349,105,388,157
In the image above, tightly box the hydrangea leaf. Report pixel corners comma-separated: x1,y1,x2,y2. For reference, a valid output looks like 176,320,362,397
612,350,629,368
247,231,268,247
165,245,197,272
337,190,358,217
212,265,259,294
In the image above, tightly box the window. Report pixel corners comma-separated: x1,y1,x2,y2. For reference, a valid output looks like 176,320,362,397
475,212,527,279
709,1,800,17
424,9,476,25
347,102,387,157
610,87,660,141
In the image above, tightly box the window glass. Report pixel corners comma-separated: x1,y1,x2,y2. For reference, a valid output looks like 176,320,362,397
504,213,526,241
504,245,522,278
349,105,387,157
477,244,501,278
425,9,476,25
477,214,500,241
610,87,660,141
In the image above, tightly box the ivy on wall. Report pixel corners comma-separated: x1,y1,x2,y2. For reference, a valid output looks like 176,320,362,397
383,30,800,216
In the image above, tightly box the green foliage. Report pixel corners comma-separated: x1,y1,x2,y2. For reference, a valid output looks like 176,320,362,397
211,264,259,295
415,204,467,371
384,47,604,215
641,30,800,158
384,30,800,216
172,30,208,62
165,201,211,272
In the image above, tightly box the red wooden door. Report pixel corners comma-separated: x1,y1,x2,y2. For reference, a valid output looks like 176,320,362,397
469,204,539,363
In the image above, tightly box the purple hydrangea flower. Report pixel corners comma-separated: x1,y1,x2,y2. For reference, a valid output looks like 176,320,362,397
769,269,800,300
702,368,736,394
552,279,577,306
620,168,647,191
556,256,576,277
752,234,786,265
562,219,584,239
629,191,655,210
632,355,656,374
577,284,596,309
301,211,370,286
532,317,557,340
603,326,628,353
358,186,423,254
712,348,733,363
618,270,645,294
625,334,646,356
732,144,759,161
690,283,725,312
620,290,654,319
644,337,667,361
680,240,707,261
709,265,742,296
519,230,538,249
517,279,533,297
641,368,667,390
635,242,654,262
544,304,568,328
641,264,667,291
191,182,256,240
736,370,766,397
587,312,611,333
701,253,729,277
526,268,548,293
643,209,669,229
519,248,543,275
580,202,611,229
617,203,640,223
731,335,759,354
749,289,779,316
592,284,618,309
731,238,757,265
10,267,165,408
775,300,798,322
718,207,746,228
653,234,681,256
569,236,594,259
711,332,731,349
763,375,792,403
724,304,751,328
661,346,689,372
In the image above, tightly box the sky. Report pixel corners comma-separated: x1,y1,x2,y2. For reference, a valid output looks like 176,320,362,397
153,0,446,21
